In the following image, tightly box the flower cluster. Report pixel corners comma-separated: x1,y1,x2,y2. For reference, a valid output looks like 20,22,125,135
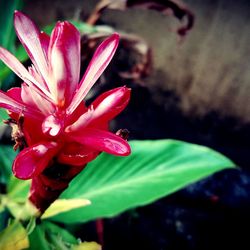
0,11,131,212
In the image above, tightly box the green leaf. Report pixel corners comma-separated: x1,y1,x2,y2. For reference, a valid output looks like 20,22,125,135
70,20,98,34
26,216,36,235
0,108,8,122
6,199,38,221
28,224,50,250
15,45,28,62
0,210,9,231
4,177,37,221
29,221,78,250
72,242,101,250
50,139,235,224
0,0,23,49
0,0,23,86
41,221,78,245
41,199,91,219
0,220,29,250
7,176,30,202
0,145,17,184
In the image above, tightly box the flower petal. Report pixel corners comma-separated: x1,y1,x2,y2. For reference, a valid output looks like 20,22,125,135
66,33,120,115
22,118,45,146
28,65,48,90
12,142,58,180
65,87,130,132
14,11,50,85
21,84,53,115
91,86,131,123
58,142,99,166
0,47,36,84
65,102,88,126
65,107,94,132
7,87,22,102
39,31,50,58
68,128,131,156
0,46,53,100
0,89,41,120
48,21,81,106
42,115,63,137
6,87,24,120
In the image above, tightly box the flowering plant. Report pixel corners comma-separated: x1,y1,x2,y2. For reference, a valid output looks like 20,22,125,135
0,11,131,213
0,7,234,250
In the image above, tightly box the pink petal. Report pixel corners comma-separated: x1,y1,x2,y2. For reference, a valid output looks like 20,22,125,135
39,31,50,58
66,33,120,115
14,11,50,85
6,87,23,120
65,87,131,132
48,21,80,106
12,142,58,180
0,47,53,100
65,102,88,125
91,86,131,123
22,118,45,146
65,107,94,132
0,47,36,85
58,142,99,166
7,87,22,102
0,90,41,120
21,84,53,115
68,128,131,156
42,114,63,137
21,84,34,107
28,65,48,90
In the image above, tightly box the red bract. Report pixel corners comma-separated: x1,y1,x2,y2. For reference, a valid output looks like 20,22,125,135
0,11,131,212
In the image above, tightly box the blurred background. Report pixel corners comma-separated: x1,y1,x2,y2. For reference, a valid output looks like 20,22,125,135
1,0,250,249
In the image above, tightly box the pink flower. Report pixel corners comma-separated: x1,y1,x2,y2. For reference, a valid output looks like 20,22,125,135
0,11,131,212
